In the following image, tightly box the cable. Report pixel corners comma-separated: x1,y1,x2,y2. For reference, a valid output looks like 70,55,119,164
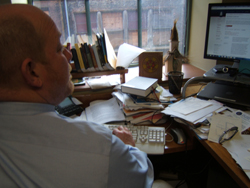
184,82,207,99
165,132,174,142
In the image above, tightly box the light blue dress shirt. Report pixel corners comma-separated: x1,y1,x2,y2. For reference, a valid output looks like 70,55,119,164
0,102,154,188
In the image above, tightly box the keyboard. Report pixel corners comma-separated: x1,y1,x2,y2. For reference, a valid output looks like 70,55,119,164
103,124,165,154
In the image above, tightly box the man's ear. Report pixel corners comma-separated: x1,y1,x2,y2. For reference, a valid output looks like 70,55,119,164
21,58,43,88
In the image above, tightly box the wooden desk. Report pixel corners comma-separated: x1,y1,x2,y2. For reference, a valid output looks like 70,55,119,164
164,121,196,154
73,65,205,154
183,84,250,188
199,139,250,188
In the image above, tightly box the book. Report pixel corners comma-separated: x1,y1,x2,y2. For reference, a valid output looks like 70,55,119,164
70,48,81,72
79,46,89,70
83,43,94,69
88,44,99,70
96,33,107,64
112,90,164,111
121,76,158,97
127,111,162,124
80,44,90,70
92,43,104,70
95,41,109,70
139,51,163,81
122,108,155,116
74,43,86,72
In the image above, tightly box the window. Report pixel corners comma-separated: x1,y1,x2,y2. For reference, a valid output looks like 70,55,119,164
33,0,189,60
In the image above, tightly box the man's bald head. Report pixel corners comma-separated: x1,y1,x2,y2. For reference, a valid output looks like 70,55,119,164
0,4,55,88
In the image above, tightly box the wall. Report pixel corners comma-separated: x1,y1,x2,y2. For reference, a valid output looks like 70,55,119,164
188,0,222,71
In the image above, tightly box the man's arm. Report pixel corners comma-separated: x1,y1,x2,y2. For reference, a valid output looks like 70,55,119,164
107,133,154,188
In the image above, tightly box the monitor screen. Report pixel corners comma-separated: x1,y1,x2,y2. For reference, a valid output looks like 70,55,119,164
204,3,250,62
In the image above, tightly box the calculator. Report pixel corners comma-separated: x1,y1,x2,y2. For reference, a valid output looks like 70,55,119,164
55,96,83,117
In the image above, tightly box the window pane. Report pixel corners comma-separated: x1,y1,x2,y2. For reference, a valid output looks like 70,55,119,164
88,0,138,50
141,0,186,54
33,0,187,55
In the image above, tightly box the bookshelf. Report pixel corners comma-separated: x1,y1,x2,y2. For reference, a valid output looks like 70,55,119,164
71,69,128,83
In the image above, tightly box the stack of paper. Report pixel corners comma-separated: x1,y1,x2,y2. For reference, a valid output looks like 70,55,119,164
161,97,224,124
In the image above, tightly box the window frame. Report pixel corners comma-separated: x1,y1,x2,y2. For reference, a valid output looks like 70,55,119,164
32,0,192,64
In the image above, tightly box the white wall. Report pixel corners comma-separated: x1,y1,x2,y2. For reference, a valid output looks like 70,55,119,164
188,0,222,71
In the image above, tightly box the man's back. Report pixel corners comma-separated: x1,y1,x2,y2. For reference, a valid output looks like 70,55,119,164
0,102,153,188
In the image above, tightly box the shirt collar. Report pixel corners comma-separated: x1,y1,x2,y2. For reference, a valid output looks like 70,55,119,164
0,102,55,115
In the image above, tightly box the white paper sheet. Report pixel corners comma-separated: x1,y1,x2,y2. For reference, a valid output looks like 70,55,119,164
207,113,242,143
223,134,250,170
85,97,125,124
161,99,223,123
168,97,213,115
116,43,145,68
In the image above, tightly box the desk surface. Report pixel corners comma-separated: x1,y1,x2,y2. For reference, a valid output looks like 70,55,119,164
184,85,250,188
73,67,250,187
200,139,250,188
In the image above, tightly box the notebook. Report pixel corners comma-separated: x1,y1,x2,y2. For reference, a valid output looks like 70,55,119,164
197,82,250,109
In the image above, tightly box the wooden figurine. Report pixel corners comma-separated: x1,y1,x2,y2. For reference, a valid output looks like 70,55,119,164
164,20,188,74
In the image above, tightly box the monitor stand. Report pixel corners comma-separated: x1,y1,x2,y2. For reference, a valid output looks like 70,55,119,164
198,63,250,110
204,64,250,85
197,81,250,110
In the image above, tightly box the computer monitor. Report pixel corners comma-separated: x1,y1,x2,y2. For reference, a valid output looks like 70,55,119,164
204,3,250,69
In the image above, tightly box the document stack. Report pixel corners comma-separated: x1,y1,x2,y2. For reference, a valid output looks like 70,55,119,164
111,76,176,124
161,97,224,125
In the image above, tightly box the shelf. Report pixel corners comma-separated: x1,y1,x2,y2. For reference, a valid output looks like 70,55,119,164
71,69,128,83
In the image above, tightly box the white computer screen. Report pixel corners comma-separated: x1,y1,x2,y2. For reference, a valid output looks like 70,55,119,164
204,3,250,61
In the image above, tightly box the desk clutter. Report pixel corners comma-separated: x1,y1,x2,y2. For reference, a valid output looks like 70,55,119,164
161,96,250,179
83,76,176,125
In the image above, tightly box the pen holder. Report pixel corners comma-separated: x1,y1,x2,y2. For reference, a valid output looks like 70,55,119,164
168,71,184,94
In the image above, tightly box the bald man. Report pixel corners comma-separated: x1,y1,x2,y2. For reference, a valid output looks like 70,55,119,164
0,4,153,188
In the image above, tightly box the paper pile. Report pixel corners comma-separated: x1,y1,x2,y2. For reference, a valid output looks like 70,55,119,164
161,97,224,124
